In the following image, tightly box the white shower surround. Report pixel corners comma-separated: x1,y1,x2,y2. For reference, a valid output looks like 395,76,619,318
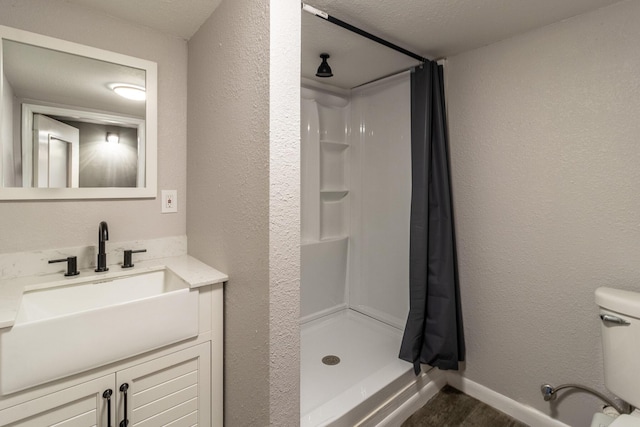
300,72,417,424
300,73,411,323
300,86,351,320
349,72,412,329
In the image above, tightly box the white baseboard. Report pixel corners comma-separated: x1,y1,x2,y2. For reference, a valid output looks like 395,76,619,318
446,373,571,427
348,368,570,427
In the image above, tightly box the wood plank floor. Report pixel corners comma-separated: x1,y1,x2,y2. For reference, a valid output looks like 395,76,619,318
401,385,529,427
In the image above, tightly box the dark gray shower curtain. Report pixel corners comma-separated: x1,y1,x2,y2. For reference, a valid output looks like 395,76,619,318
399,61,465,375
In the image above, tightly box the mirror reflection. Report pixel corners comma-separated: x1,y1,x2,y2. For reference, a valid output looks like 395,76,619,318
20,104,145,189
0,25,157,199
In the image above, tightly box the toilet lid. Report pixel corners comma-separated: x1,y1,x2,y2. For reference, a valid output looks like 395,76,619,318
611,415,640,427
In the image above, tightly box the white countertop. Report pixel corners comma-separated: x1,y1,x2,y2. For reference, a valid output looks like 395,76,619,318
0,254,228,329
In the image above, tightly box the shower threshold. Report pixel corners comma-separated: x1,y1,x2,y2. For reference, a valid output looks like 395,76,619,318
300,309,414,426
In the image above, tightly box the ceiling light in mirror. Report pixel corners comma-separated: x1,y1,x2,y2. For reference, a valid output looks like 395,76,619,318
112,84,146,101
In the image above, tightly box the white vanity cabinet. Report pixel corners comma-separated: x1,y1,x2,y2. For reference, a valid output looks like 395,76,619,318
0,343,210,427
0,375,113,426
0,272,225,427
117,343,210,426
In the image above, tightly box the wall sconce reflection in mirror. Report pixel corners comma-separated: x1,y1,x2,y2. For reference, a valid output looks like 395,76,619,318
106,133,120,144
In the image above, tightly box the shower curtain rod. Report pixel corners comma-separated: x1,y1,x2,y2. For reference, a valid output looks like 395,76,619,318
302,3,429,63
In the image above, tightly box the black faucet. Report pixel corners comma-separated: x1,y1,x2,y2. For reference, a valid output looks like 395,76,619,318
95,221,109,272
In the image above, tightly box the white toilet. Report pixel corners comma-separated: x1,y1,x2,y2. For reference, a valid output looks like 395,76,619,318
594,287,640,427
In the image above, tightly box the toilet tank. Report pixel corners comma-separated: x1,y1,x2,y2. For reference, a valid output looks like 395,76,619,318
595,287,640,409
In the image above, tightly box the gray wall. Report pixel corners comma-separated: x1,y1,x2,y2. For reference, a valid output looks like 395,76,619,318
187,0,300,425
445,1,640,425
59,121,139,188
0,0,187,251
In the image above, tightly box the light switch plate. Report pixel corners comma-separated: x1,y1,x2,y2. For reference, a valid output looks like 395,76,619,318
161,190,177,213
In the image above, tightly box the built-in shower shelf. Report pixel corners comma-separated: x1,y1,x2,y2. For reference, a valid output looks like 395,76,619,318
302,87,350,257
320,140,349,150
321,190,349,201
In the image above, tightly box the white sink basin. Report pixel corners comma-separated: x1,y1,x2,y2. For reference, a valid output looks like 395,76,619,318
0,267,198,394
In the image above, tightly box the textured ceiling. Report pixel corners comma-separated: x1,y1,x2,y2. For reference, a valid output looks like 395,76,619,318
304,0,623,59
66,0,222,40
302,0,623,88
65,0,624,89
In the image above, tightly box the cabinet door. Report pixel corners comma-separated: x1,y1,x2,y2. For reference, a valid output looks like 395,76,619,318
116,344,211,427
0,375,114,427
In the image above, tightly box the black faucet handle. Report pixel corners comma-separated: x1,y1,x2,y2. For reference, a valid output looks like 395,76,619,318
122,249,147,269
49,256,80,276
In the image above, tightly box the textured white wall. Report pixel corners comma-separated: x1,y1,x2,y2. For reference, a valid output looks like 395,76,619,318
445,1,640,425
269,2,300,424
0,0,187,252
187,0,300,424
187,2,269,422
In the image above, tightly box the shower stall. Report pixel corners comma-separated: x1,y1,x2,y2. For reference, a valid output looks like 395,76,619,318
300,72,438,425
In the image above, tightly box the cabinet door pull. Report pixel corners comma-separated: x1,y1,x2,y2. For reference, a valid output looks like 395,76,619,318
103,389,113,427
119,383,129,427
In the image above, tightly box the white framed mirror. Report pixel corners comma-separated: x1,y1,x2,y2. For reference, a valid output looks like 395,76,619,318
0,24,157,199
